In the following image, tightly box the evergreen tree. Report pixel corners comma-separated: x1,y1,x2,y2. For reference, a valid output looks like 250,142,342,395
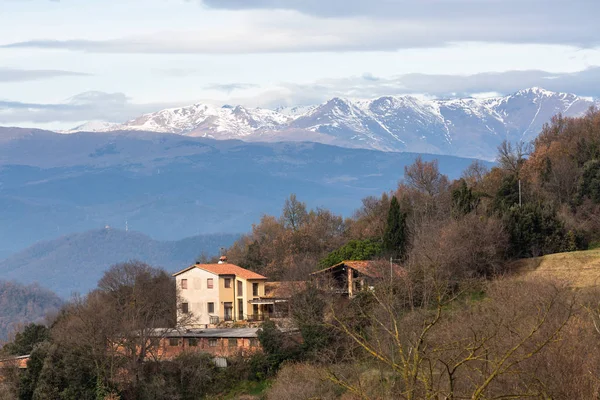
452,179,475,217
383,196,408,259
3,323,49,356
493,174,520,213
504,203,574,258
577,159,600,203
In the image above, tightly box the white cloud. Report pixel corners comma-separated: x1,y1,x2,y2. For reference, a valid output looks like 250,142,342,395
2,67,600,129
0,91,180,125
0,68,88,82
2,5,599,54
1,0,599,129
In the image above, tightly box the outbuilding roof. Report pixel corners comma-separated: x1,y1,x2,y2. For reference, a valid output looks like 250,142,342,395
311,260,404,279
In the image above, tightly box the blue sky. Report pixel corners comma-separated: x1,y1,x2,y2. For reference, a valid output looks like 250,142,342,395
1,0,599,129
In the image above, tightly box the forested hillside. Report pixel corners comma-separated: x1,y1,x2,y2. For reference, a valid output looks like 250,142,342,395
0,281,62,341
225,109,600,282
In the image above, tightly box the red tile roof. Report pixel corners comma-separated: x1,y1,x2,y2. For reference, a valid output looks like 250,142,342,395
173,263,267,280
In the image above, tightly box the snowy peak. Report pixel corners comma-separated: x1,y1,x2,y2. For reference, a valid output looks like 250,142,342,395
81,103,293,138
62,120,119,133
67,88,598,159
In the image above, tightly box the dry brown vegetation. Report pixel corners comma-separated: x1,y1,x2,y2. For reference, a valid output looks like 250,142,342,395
267,275,600,400
512,249,600,288
261,110,600,399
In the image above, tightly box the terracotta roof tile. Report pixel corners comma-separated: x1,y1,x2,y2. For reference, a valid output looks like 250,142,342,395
173,263,267,280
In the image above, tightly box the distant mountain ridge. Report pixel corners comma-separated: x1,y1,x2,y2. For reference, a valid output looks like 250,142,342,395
66,88,598,160
0,228,239,297
0,129,490,258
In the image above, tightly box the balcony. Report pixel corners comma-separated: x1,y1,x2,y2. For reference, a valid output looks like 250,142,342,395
246,312,288,321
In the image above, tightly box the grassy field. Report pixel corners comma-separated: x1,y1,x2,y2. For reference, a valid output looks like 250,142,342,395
510,249,600,288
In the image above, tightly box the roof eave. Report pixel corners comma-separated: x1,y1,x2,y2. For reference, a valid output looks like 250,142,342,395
172,265,197,277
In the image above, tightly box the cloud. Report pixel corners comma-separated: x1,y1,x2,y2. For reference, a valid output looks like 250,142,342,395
2,3,599,55
366,68,600,100
0,68,89,82
222,67,600,109
0,91,177,124
198,0,599,47
201,0,596,20
2,67,600,127
204,83,259,93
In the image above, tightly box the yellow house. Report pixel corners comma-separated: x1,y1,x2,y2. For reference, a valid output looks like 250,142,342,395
173,258,268,327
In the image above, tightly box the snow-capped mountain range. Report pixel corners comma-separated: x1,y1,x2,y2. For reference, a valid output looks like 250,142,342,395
67,88,598,160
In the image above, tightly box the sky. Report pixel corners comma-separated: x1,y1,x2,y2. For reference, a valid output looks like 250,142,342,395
1,0,599,129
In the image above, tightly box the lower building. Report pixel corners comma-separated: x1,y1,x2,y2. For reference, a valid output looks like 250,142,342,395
154,328,261,359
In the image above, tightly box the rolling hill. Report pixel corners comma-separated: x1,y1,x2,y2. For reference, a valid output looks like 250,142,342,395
0,280,63,341
0,228,239,297
512,249,600,288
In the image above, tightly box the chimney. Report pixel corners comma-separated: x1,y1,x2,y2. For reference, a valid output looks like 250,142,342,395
218,255,227,264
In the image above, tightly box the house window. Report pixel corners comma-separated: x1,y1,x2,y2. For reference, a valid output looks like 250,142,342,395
181,302,189,314
237,280,243,295
181,279,188,289
208,339,217,347
224,278,231,288
169,338,179,347
207,278,214,289
238,299,244,320
250,338,259,347
208,302,215,314
188,338,198,347
252,282,259,296
228,338,237,348
224,303,233,321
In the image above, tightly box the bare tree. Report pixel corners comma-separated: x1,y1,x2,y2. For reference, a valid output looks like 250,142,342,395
497,140,532,176
52,261,194,395
282,194,308,232
324,277,575,400
461,160,490,188
404,157,449,197
349,193,391,240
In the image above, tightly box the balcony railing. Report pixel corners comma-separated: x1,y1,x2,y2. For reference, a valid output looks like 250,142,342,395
246,312,288,321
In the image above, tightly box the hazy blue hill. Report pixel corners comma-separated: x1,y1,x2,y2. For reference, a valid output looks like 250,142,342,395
0,128,493,258
0,229,239,297
0,280,63,341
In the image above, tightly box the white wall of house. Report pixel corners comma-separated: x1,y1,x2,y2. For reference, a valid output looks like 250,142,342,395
176,268,220,327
